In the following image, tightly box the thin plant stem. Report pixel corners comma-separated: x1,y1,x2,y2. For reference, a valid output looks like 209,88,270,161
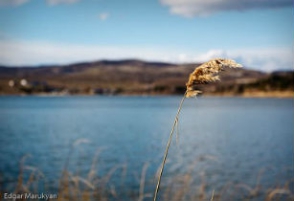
153,91,187,201
210,190,215,201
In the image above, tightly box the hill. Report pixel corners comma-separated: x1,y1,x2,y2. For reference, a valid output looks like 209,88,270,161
0,60,293,97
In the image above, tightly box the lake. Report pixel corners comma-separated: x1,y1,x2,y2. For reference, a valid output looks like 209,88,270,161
0,96,293,200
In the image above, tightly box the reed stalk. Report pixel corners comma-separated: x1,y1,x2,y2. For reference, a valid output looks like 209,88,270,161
153,91,187,201
153,58,242,201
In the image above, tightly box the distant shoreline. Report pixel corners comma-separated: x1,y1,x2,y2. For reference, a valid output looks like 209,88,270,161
205,91,293,98
0,91,292,98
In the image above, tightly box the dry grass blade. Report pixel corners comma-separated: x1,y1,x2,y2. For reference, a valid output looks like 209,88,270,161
210,189,215,201
71,176,95,190
73,138,90,147
24,166,45,193
138,163,149,201
16,154,31,193
266,188,292,201
153,58,242,201
101,165,121,185
87,148,105,182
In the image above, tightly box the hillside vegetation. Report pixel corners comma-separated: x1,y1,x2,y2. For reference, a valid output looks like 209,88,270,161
0,60,292,97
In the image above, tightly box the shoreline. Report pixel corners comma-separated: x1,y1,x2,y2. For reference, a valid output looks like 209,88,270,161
0,91,293,98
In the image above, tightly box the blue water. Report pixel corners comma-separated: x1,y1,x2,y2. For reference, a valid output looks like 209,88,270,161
0,96,293,199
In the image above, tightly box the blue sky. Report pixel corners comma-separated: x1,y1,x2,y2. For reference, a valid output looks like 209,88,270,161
0,0,293,71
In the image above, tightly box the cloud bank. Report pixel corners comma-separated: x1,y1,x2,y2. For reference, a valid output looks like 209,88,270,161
0,39,182,66
160,0,292,17
0,0,29,6
0,39,292,72
193,48,293,72
46,0,80,6
0,0,80,6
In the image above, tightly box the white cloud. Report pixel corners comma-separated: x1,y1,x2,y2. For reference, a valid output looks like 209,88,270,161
0,0,30,7
46,0,80,6
0,39,292,72
0,0,80,6
192,48,293,72
0,39,181,66
99,12,109,21
160,0,292,17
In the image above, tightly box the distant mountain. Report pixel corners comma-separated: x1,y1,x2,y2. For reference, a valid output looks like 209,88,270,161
0,60,293,97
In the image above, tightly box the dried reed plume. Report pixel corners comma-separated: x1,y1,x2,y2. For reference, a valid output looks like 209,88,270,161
186,58,242,98
153,58,242,201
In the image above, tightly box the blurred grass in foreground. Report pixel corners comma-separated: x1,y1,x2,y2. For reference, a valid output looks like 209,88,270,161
0,147,293,201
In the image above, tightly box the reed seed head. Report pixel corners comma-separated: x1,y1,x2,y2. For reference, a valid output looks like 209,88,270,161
186,58,242,98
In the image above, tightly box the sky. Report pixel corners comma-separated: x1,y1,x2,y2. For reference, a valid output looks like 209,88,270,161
0,0,293,71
